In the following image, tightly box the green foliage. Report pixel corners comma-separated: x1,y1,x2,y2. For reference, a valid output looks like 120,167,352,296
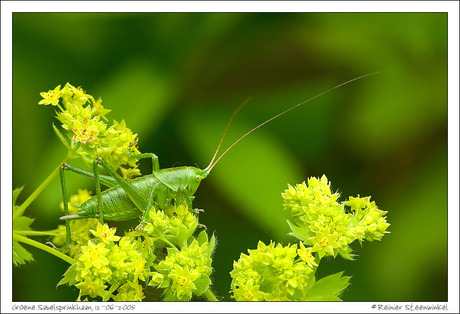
12,240,35,267
304,272,350,301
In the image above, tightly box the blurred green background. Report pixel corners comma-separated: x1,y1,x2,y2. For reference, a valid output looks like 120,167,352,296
13,13,447,301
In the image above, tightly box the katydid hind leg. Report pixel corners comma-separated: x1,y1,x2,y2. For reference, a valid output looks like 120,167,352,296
62,162,118,187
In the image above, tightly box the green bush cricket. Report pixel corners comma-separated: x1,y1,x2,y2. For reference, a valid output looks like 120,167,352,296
59,72,380,244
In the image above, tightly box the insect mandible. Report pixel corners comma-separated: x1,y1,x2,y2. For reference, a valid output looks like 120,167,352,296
58,72,380,244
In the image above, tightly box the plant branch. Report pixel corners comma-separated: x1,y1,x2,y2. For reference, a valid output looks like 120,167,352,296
14,155,70,221
14,234,75,265
13,230,60,237
204,289,218,301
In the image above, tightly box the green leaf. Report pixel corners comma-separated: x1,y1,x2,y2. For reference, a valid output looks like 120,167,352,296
196,230,208,246
304,272,350,301
13,186,35,232
166,220,198,248
163,288,187,301
194,275,212,296
166,246,179,257
13,188,35,266
58,263,79,287
13,240,34,266
13,186,24,207
13,216,34,231
286,219,313,242
207,234,216,255
163,289,176,301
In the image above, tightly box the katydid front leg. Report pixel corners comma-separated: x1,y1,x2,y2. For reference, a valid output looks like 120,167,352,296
128,152,160,172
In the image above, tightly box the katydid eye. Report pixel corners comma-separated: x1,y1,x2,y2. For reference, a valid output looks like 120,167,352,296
196,175,201,181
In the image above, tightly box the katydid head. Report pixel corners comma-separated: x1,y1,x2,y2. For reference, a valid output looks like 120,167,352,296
203,72,380,175
194,167,209,182
186,167,209,195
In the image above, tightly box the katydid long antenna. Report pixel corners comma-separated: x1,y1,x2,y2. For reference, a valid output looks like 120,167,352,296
205,97,253,172
204,71,381,174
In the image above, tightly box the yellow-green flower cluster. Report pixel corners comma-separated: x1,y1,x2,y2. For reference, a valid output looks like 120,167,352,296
57,201,216,301
282,175,390,260
149,231,215,301
39,83,141,178
143,204,199,248
230,241,314,301
60,223,150,301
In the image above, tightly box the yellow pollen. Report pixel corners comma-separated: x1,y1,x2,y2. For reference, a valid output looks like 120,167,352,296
178,276,188,286
243,291,254,300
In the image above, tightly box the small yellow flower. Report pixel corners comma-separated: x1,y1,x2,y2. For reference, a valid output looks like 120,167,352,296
60,83,73,104
120,167,141,179
149,272,167,288
68,102,83,116
39,85,62,106
90,223,120,243
310,228,339,258
236,280,264,301
131,254,146,281
71,117,106,146
91,98,111,120
76,278,107,299
79,240,110,269
297,242,318,268
55,111,75,130
70,85,90,106
169,265,199,298
114,282,144,301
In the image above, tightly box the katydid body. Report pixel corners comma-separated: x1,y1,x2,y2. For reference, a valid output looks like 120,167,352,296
61,166,207,221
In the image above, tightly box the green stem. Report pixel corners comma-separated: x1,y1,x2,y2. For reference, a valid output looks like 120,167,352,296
14,230,60,237
14,156,70,221
203,289,218,301
162,238,178,250
312,253,321,275
14,234,75,265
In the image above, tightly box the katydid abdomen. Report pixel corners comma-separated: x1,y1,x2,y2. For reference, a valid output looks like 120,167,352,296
72,176,152,221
